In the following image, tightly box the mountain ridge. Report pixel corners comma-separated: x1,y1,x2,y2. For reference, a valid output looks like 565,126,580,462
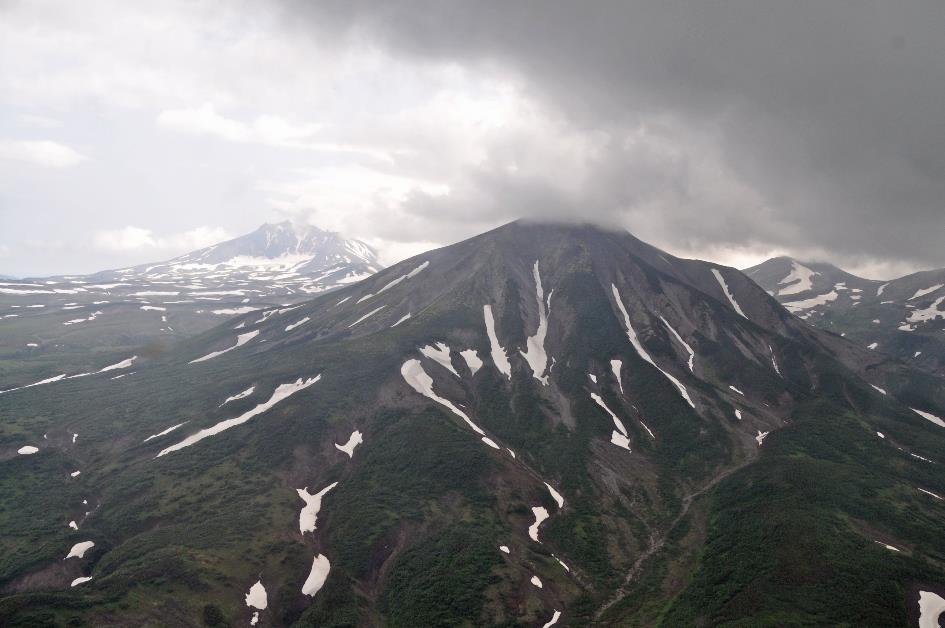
746,255,945,376
2,221,945,626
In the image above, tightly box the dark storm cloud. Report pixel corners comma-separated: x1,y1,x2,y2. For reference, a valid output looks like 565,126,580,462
281,0,945,269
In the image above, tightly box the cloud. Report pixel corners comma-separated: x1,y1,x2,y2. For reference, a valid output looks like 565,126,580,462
93,225,231,253
277,0,945,270
156,103,398,160
0,139,85,167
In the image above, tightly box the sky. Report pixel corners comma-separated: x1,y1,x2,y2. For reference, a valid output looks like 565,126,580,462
1,1,944,279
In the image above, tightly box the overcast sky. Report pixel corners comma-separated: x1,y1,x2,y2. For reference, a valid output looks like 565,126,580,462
2,1,944,278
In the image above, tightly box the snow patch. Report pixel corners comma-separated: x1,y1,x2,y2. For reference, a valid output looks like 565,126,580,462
71,576,92,587
610,359,624,393
335,430,363,458
17,446,38,455
245,580,268,610
297,483,338,534
777,262,819,296
302,554,330,597
610,431,631,450
460,349,483,375
65,541,94,559
919,591,945,628
529,506,549,542
420,343,459,377
783,290,838,312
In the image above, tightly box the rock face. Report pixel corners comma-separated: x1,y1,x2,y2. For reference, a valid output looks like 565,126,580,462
2,221,944,627
746,256,945,376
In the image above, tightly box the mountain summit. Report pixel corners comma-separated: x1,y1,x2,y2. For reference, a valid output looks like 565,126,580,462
160,221,379,273
2,221,945,626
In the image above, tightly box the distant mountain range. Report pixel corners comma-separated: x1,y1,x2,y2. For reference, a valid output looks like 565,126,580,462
0,222,382,375
3,221,944,626
746,256,945,376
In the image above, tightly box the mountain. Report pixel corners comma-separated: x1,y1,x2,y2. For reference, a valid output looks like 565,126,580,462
746,256,945,376
2,221,945,626
0,222,381,388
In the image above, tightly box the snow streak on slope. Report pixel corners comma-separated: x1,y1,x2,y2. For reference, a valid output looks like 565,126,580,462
348,305,385,328
156,375,321,457
376,260,429,295
711,269,748,319
544,482,565,508
143,422,187,442
909,284,944,300
912,407,945,428
769,345,782,377
659,316,694,372
190,330,259,363
590,393,628,437
520,261,551,385
402,359,501,452
285,317,310,332
611,285,695,408
777,262,819,296
297,482,338,534
220,386,254,407
99,356,138,372
483,305,511,379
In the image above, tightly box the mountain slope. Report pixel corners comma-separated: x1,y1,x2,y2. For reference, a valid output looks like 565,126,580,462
2,222,945,626
746,257,945,377
0,222,382,390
